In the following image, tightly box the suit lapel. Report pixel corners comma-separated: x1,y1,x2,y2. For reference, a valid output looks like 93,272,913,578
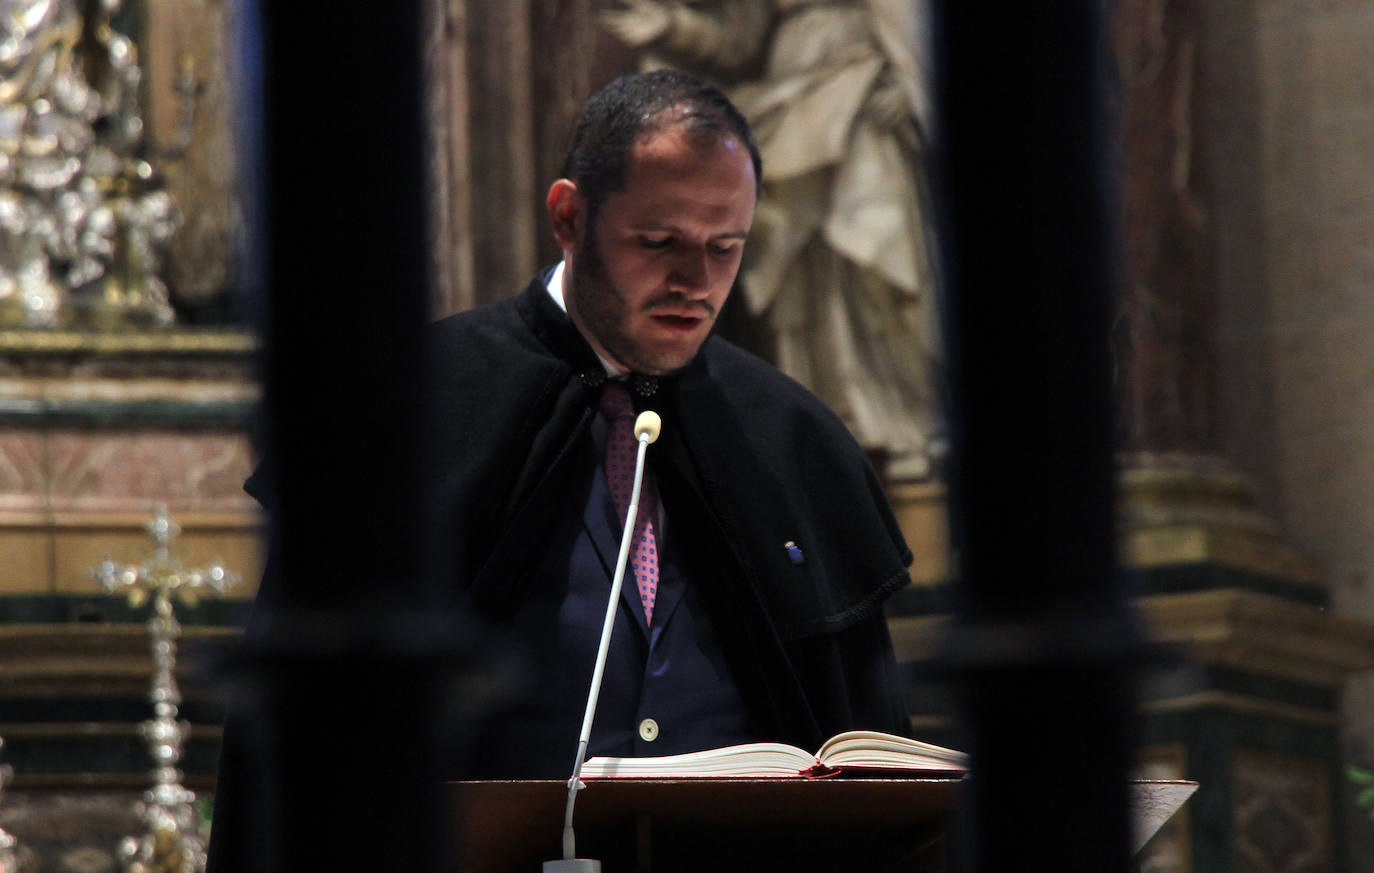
583,459,650,640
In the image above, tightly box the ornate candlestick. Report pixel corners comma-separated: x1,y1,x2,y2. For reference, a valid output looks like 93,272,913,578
0,738,18,873
95,505,238,873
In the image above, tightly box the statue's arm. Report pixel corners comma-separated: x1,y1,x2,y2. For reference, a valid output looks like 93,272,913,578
602,0,773,74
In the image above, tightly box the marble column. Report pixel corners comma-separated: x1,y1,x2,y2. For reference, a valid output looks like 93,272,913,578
1107,0,1314,580
1112,3,1374,872
1112,0,1218,456
894,4,1374,871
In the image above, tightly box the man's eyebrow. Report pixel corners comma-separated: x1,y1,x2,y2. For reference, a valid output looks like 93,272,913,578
631,223,749,240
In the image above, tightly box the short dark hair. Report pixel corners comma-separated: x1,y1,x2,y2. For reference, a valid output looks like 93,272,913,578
559,70,762,224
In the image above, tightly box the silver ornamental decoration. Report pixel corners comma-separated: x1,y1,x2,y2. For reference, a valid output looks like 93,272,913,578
0,0,198,328
0,738,17,873
96,504,239,873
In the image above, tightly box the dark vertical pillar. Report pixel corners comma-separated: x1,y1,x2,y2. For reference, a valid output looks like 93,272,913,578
928,4,1140,872
229,2,456,870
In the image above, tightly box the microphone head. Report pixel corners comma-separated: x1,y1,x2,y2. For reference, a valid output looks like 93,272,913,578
634,411,661,444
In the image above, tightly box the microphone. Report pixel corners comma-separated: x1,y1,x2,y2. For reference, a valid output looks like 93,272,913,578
635,410,662,443
544,409,662,873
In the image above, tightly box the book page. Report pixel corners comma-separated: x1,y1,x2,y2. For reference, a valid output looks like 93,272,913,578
816,731,969,771
582,741,818,778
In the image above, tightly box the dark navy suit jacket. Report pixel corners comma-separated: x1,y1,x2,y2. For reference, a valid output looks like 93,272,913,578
462,427,754,777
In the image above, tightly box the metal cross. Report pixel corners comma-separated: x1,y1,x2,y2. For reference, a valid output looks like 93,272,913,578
94,504,240,873
96,504,238,612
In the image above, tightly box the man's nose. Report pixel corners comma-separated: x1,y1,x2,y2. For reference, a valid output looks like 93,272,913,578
668,248,712,297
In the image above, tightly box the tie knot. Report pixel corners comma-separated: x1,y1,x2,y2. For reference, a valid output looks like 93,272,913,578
599,381,634,421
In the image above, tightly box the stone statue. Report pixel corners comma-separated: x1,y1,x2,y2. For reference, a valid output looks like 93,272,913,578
604,0,943,481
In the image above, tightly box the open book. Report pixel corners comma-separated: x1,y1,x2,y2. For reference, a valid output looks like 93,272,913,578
581,730,969,779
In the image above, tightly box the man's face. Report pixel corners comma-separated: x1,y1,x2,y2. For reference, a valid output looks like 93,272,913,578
559,125,757,375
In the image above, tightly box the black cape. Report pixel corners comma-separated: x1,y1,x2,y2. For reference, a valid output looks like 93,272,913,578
208,277,916,872
428,277,914,749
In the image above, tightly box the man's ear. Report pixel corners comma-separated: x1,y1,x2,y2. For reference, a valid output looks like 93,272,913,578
546,179,584,251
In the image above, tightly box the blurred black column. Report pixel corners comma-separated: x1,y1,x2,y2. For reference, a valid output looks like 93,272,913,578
928,4,1140,872
227,2,457,870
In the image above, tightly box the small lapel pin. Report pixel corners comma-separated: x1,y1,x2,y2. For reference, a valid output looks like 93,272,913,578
784,541,803,565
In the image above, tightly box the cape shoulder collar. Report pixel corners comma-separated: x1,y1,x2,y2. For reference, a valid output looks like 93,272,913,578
513,274,604,379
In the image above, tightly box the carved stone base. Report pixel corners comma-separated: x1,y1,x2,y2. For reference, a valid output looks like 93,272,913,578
1120,452,1323,601
0,331,255,805
0,329,264,601
889,453,1374,873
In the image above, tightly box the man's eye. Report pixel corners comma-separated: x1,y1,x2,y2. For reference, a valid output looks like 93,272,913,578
708,242,739,257
641,237,672,249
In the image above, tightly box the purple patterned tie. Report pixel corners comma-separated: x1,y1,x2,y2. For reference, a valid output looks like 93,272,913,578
601,381,659,625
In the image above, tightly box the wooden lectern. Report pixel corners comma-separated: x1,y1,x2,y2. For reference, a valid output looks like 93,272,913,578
451,777,961,872
450,777,1197,872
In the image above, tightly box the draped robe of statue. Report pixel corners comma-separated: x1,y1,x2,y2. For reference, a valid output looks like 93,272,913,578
604,0,942,480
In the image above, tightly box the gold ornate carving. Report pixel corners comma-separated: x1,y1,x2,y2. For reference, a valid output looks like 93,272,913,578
1124,525,1323,587
1121,453,1324,589
0,329,255,356
889,588,1374,689
890,454,1326,590
1141,692,1340,728
1139,589,1374,687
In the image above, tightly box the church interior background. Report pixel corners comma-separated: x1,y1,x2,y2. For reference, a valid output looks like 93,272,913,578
2,1,1374,871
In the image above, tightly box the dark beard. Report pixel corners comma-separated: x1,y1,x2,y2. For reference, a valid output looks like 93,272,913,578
571,225,699,376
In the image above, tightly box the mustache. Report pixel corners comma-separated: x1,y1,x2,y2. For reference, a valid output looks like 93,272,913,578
643,295,717,318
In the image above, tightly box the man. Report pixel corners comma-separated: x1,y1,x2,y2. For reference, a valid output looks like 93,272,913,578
208,69,913,872
429,70,914,777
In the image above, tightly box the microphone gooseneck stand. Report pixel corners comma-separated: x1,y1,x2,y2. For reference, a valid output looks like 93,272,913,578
544,409,663,873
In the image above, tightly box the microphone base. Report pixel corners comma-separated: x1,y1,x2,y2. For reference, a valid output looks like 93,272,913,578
543,860,602,873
